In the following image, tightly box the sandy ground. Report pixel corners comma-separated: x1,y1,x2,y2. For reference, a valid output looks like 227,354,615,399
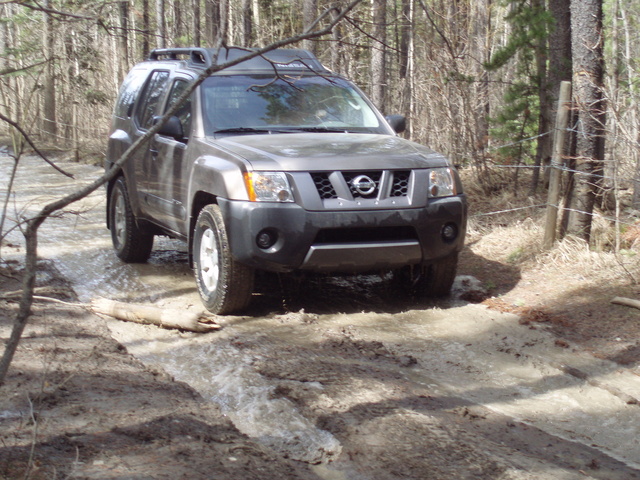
1,155,640,479
1,247,640,479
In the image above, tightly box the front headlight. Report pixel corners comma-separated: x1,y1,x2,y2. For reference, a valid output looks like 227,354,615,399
244,172,294,202
428,167,457,198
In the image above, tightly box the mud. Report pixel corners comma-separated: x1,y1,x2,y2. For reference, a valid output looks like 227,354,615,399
2,155,640,479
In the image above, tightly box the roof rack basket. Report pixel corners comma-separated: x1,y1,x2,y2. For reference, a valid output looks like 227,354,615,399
148,48,213,68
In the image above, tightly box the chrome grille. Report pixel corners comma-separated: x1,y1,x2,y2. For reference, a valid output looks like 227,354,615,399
343,171,382,198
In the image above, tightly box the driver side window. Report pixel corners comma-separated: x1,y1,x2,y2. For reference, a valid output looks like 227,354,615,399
165,79,192,140
135,70,170,130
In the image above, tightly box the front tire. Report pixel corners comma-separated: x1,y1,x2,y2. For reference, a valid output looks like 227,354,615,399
193,205,254,314
395,252,458,298
108,177,154,263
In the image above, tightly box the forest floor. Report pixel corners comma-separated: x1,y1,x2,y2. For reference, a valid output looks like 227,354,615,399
1,172,640,479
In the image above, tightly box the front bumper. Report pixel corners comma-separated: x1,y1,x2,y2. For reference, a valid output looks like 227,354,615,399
217,195,467,273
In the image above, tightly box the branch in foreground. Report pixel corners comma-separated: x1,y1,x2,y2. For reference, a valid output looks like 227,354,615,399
0,112,74,178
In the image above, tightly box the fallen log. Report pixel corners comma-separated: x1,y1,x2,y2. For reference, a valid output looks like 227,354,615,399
611,296,640,311
91,298,220,333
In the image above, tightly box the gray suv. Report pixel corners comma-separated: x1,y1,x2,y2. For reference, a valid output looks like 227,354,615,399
106,47,467,314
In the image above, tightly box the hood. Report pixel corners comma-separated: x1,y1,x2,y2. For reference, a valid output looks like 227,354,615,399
210,133,450,171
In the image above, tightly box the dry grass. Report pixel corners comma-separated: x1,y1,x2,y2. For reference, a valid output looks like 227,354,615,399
462,167,640,287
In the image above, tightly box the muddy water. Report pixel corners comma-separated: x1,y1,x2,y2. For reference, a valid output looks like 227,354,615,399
2,155,640,473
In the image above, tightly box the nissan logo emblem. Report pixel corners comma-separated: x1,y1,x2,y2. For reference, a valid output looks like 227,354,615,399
351,175,376,196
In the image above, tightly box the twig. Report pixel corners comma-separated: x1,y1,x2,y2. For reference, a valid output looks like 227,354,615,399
0,112,74,178
24,394,39,480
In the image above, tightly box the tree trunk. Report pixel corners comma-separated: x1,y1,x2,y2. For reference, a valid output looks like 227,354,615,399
619,4,640,209
142,0,151,57
564,0,606,241
303,0,318,54
370,0,387,111
241,0,252,47
529,0,550,194
156,0,167,48
206,0,226,46
330,5,343,74
399,0,411,79
193,0,202,46
548,0,573,97
547,0,572,190
173,0,183,46
472,0,491,162
118,1,130,80
43,0,57,139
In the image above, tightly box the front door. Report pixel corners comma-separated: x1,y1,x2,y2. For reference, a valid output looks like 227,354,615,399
146,79,193,235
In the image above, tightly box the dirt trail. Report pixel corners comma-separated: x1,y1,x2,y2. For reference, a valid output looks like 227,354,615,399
2,155,640,479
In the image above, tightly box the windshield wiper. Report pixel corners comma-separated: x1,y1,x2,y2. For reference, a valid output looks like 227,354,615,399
290,126,350,133
214,127,273,134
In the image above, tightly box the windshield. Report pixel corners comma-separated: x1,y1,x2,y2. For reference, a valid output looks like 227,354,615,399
201,75,389,135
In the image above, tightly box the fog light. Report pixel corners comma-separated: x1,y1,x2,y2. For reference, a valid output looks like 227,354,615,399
256,230,277,249
441,223,458,242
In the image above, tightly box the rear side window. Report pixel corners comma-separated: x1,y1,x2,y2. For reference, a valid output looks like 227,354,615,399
135,70,170,130
114,68,148,118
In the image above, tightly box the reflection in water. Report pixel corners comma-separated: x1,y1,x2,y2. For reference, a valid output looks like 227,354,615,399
0,155,195,304
0,154,342,464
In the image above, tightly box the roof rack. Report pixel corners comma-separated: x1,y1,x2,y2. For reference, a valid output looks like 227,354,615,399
148,48,213,67
147,47,329,74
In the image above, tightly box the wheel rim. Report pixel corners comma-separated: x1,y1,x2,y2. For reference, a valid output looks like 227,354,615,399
199,227,220,293
113,188,127,247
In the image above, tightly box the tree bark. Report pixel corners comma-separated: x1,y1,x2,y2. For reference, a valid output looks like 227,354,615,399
564,0,606,241
118,1,130,80
241,0,252,47
193,0,202,46
142,0,151,57
399,0,411,79
205,0,226,46
370,0,387,111
156,0,167,48
173,0,183,46
529,0,550,194
303,0,318,54
43,0,57,139
472,0,491,163
544,0,572,198
548,0,573,100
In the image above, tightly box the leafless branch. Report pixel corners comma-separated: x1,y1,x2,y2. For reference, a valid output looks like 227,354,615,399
0,112,74,178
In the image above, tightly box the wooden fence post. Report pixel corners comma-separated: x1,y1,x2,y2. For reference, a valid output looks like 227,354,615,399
544,81,572,249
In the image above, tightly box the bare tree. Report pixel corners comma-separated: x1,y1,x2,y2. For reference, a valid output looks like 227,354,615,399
563,0,606,241
370,0,387,110
303,0,318,54
142,0,151,56
43,0,57,138
156,0,166,48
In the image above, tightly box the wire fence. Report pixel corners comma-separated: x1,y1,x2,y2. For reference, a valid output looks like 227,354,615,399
463,119,640,236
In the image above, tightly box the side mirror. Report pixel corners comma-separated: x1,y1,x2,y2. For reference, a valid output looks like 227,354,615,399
385,114,406,134
153,115,185,141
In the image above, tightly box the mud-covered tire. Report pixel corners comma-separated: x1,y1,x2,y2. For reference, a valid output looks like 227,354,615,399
193,205,254,314
395,252,458,298
108,177,154,263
